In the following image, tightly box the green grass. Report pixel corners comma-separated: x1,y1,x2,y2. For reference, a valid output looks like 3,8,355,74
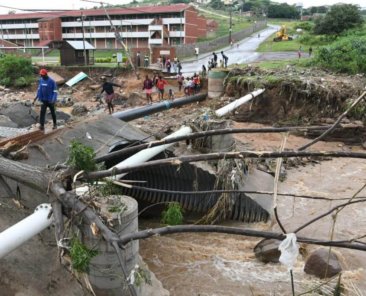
198,11,251,42
257,38,302,52
250,58,310,70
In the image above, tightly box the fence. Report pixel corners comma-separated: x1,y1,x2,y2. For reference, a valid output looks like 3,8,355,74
173,20,267,59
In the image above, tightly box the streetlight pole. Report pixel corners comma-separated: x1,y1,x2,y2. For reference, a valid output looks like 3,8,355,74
229,5,232,44
80,12,87,66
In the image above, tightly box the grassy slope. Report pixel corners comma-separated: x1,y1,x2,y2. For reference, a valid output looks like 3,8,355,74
197,9,252,42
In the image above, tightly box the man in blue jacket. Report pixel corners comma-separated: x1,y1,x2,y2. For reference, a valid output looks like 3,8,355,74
33,69,58,130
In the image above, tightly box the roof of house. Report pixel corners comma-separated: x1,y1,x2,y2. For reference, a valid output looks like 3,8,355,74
65,40,95,50
0,4,191,20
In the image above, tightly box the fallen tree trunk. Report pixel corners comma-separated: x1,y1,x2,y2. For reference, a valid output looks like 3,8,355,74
0,156,53,191
116,225,366,252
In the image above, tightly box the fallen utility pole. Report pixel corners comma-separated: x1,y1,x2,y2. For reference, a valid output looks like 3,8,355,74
109,125,193,180
0,204,53,258
82,0,139,79
112,93,207,121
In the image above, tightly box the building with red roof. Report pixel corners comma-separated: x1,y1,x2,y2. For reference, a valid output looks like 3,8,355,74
0,4,207,49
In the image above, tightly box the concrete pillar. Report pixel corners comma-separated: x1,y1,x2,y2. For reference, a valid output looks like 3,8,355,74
82,195,139,295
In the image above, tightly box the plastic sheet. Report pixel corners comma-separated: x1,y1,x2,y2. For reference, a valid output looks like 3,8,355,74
278,233,299,270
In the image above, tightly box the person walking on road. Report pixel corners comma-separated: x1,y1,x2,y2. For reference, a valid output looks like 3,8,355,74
212,52,218,65
33,68,58,131
221,51,228,68
100,76,122,114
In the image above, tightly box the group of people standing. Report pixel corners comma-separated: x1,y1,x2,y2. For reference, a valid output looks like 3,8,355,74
208,51,229,71
142,73,170,104
157,56,182,73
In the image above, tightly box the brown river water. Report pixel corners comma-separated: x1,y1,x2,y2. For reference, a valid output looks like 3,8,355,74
139,156,366,295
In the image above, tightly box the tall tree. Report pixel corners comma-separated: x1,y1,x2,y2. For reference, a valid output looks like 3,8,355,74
314,4,363,35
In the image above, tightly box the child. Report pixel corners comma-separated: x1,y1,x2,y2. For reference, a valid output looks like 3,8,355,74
169,89,175,100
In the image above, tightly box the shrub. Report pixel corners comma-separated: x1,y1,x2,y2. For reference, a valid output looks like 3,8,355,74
313,36,366,74
67,140,96,172
0,54,33,87
70,237,98,272
161,202,183,225
295,21,313,32
14,76,34,87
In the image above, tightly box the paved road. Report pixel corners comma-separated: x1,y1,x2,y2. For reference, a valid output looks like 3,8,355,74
181,25,278,75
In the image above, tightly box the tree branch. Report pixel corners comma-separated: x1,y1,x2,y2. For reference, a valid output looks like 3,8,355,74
115,225,366,252
95,125,334,163
86,150,366,180
116,183,366,201
294,196,366,234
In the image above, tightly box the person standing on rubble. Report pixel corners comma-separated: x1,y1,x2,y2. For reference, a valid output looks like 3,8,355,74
142,75,153,104
156,75,168,101
100,76,122,114
33,68,58,131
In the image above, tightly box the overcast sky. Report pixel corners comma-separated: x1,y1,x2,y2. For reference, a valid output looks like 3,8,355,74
273,0,366,8
0,0,365,14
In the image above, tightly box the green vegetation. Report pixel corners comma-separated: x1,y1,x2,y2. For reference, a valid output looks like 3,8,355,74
267,3,299,19
314,4,363,36
98,179,121,197
198,10,251,42
70,237,98,273
252,58,310,70
161,202,183,225
0,55,34,87
314,36,366,74
67,140,96,172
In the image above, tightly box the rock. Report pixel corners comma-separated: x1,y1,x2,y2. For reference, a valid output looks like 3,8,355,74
341,118,350,124
362,141,366,150
324,118,335,124
127,92,145,107
58,97,74,107
114,94,128,105
47,111,71,123
47,72,65,85
254,238,281,263
71,104,88,116
0,115,18,128
0,102,38,127
89,84,101,90
304,248,342,279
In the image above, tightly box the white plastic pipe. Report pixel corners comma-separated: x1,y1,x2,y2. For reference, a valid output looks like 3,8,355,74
215,89,265,117
110,125,193,179
0,203,53,259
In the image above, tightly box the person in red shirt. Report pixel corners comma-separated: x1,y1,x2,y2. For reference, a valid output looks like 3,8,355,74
156,76,168,101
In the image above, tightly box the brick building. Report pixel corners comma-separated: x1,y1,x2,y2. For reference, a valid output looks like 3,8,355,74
0,4,207,49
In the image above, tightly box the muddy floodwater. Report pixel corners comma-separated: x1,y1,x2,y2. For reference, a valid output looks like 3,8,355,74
140,152,366,295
